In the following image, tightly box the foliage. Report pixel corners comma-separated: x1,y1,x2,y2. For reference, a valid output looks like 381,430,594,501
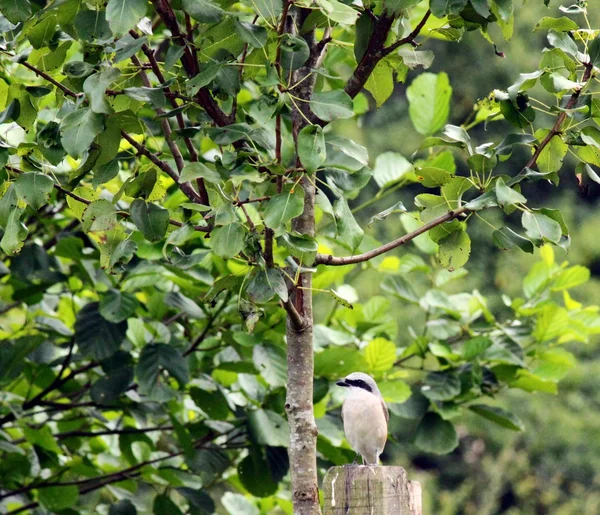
0,0,599,513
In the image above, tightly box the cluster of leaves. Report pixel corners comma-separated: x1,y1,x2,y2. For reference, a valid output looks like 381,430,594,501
0,0,598,513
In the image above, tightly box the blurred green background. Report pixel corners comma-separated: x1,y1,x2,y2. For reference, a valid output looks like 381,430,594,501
321,4,600,514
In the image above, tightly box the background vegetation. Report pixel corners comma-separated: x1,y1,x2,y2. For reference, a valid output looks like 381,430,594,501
0,0,599,514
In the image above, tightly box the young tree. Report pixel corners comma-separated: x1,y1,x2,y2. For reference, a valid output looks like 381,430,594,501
0,0,599,514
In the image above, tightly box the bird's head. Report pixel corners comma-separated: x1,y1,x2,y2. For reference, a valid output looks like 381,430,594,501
336,372,380,396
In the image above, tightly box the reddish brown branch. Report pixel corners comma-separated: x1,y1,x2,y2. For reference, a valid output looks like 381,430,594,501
317,62,596,267
344,10,431,99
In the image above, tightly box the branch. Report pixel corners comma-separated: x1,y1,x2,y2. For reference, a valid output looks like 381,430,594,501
130,54,186,174
129,34,209,206
317,62,596,267
344,10,431,99
315,207,468,266
282,300,309,331
151,0,232,126
381,10,432,57
10,55,207,208
0,360,99,428
525,62,594,169
55,425,173,440
120,132,207,207
3,428,236,512
5,166,211,234
183,291,232,356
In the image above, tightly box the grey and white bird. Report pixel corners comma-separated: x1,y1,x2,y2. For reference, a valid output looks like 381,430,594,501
336,372,389,466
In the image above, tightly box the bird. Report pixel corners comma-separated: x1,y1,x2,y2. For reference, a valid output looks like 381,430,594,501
336,372,389,466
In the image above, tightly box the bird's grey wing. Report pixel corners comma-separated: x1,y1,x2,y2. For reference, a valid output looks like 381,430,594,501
380,398,389,422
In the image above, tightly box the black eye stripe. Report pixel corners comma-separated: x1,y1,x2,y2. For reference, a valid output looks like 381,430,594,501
345,379,372,393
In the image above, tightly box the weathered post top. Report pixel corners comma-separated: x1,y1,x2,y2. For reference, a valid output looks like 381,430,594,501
323,466,422,515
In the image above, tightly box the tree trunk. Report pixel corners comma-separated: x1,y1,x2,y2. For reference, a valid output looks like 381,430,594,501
285,9,326,514
285,175,320,514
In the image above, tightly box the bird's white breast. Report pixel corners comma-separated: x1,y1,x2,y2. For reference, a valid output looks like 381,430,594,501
341,389,387,464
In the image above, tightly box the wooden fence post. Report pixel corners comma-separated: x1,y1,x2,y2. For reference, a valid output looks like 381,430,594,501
322,466,422,514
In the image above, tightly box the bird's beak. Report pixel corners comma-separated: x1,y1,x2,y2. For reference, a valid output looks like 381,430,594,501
336,380,348,387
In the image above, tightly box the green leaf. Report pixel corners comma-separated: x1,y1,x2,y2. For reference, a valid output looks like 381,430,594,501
384,0,423,14
106,0,147,36
14,172,54,210
492,227,534,253
589,37,600,66
379,380,412,404
210,223,246,258
401,213,438,254
407,72,452,135
235,21,267,48
438,229,471,271
522,211,561,244
176,489,214,514
334,197,364,252
247,409,289,447
153,494,184,515
535,16,579,32
511,370,557,394
365,337,397,373
39,485,79,511
238,449,279,497
278,232,318,263
365,60,394,108
222,493,259,515
180,162,221,184
183,0,224,23
109,500,138,515
0,0,31,23
372,151,413,189
0,99,20,125
316,0,359,25
82,200,118,232
137,343,189,392
421,371,461,401
75,302,127,359
414,412,459,454
324,135,369,171
190,386,230,419
280,34,310,70
83,68,121,114
253,345,287,388
469,404,525,431
310,90,354,122
249,0,283,21
551,265,590,291
60,108,105,158
99,290,139,323
124,87,168,109
368,201,407,225
536,130,568,174
315,347,368,378
495,177,526,208
64,61,95,79
462,336,493,360
23,425,61,454
263,187,304,228
416,167,453,187
298,125,326,174
130,199,170,242
0,207,27,255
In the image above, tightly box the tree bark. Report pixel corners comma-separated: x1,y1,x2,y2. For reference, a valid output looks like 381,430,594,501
285,9,322,514
286,176,319,514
